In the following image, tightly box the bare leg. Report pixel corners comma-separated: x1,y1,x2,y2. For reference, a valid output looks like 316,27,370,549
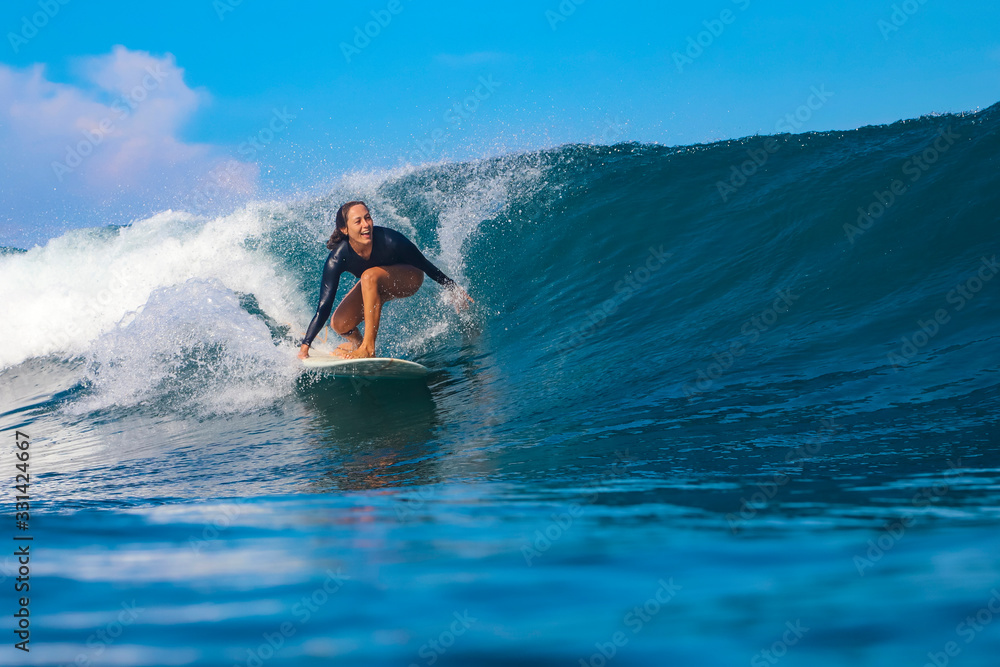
339,264,424,359
331,283,365,352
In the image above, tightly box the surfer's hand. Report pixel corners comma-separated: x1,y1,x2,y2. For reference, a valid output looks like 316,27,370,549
298,344,310,359
447,285,474,313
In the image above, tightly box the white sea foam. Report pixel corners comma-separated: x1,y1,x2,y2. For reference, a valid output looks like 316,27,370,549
0,205,306,370
2,155,547,415
70,278,299,415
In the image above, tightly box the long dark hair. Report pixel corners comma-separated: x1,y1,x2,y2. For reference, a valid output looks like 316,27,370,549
326,200,368,249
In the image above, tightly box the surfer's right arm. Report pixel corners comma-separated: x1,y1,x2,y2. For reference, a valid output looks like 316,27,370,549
299,252,345,358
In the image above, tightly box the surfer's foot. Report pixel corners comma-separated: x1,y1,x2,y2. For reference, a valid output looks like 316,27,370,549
335,341,358,354
341,343,375,359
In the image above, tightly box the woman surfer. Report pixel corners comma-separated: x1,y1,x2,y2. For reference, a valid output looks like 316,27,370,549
298,201,473,360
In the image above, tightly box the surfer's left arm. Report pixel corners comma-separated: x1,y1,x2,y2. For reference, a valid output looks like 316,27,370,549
299,253,344,358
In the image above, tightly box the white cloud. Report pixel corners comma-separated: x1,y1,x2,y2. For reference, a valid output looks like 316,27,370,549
0,46,257,243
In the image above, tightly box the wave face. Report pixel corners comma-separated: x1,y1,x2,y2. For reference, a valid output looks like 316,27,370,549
2,104,1000,666
6,108,998,412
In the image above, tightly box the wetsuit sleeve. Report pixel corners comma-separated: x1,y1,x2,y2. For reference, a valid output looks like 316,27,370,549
301,253,344,346
394,233,455,287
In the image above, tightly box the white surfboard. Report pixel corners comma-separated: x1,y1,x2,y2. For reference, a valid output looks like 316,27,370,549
301,354,429,379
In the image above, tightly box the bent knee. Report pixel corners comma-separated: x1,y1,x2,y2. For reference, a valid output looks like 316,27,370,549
331,314,355,334
360,267,386,288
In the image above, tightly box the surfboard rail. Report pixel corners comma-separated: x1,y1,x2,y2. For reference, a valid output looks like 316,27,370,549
301,354,429,379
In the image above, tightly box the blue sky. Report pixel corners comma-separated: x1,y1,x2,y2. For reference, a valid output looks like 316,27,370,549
1,0,998,246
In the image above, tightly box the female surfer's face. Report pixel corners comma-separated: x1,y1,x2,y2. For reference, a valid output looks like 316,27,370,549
344,204,373,244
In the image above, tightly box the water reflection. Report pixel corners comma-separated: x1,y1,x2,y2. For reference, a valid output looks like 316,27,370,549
300,374,440,492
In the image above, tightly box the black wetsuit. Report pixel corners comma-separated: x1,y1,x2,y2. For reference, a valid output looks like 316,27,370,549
301,226,454,346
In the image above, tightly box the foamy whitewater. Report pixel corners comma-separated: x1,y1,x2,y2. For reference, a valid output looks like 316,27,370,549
1,105,999,666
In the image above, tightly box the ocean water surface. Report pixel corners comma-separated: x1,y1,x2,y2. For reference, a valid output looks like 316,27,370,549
1,103,999,666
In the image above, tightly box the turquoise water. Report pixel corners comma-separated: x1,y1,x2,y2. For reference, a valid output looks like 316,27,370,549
1,103,999,665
